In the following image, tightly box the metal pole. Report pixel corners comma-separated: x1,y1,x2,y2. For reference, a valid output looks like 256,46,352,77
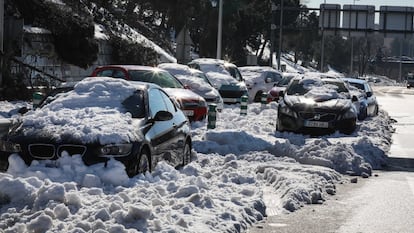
216,0,223,60
0,0,3,87
277,0,283,71
350,37,354,75
270,1,276,67
399,38,403,82
320,4,325,72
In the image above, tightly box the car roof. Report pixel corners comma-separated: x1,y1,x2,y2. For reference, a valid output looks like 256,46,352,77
189,58,237,67
58,77,161,91
96,65,163,72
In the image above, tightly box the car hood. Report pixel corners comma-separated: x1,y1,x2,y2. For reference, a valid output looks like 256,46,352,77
204,72,240,87
284,95,353,112
173,75,221,99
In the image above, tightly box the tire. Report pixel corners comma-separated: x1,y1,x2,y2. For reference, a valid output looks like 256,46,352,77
254,91,263,102
373,105,379,116
126,149,150,177
182,141,192,166
276,118,284,132
358,108,367,121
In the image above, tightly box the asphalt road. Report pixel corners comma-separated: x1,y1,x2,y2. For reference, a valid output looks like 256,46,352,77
247,85,414,233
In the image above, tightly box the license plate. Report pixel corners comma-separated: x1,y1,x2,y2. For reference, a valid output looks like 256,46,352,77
304,121,329,128
183,110,194,116
222,98,239,103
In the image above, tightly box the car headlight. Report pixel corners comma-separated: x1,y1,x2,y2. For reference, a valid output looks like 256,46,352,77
214,96,222,104
97,144,133,157
279,103,297,118
0,140,21,153
342,107,357,119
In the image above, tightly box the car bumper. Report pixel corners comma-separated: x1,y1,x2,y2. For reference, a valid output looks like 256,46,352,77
184,106,208,122
278,112,356,134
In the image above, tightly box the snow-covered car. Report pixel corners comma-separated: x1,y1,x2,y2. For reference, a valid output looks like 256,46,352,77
406,73,414,88
239,66,282,102
91,65,207,122
188,58,248,104
277,76,358,135
342,78,379,120
0,77,192,177
157,63,224,112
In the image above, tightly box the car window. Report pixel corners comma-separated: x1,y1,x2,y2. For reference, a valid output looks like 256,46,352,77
122,90,145,118
148,89,168,118
160,90,177,113
96,69,113,77
129,70,183,88
113,70,126,79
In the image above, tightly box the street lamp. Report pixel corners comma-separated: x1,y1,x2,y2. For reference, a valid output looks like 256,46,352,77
210,0,223,59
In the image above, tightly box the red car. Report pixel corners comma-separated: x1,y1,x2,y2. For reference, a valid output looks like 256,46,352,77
91,65,207,122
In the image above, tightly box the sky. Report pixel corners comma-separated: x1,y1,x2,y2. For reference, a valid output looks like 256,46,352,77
0,69,396,232
303,0,414,9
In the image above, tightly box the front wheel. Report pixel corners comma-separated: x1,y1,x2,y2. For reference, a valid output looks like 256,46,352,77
126,149,150,177
182,141,192,166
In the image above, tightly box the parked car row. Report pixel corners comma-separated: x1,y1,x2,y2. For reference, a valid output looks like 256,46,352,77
0,61,380,177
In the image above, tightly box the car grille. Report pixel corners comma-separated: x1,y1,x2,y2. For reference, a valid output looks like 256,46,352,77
28,144,87,159
219,90,246,98
299,112,337,121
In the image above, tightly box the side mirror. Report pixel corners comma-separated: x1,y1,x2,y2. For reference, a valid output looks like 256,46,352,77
366,92,372,97
265,77,272,83
153,111,173,122
18,107,29,115
352,96,358,102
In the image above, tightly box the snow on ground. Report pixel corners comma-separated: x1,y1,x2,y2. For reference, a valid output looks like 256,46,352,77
0,84,394,232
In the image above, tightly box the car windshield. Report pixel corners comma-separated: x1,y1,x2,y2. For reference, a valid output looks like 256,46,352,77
193,71,213,86
39,87,146,118
287,79,349,95
121,90,146,118
348,82,365,91
225,65,243,82
278,76,294,86
128,70,184,88
38,86,74,108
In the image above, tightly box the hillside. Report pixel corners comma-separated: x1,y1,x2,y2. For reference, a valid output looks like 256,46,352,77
7,0,176,69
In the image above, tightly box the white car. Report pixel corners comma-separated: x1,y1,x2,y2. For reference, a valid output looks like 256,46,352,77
239,66,282,102
158,63,224,112
342,78,379,120
188,58,248,104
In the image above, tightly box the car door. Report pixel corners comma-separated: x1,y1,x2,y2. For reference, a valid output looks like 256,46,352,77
148,88,185,167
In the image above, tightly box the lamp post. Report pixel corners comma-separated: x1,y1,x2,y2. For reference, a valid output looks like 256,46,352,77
210,0,223,59
277,0,284,71
217,0,223,59
320,0,326,72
